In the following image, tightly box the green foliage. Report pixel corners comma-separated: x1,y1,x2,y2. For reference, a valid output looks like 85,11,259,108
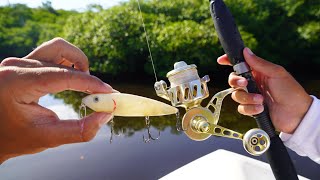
64,6,146,75
298,21,320,43
0,2,77,58
0,0,319,77
62,0,258,77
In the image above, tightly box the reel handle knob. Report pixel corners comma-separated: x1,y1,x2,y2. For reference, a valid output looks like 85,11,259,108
243,128,270,156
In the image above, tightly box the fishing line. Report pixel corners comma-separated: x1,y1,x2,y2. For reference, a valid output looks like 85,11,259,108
136,0,158,82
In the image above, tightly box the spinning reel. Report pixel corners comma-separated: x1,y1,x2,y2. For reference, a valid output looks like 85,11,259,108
154,61,270,156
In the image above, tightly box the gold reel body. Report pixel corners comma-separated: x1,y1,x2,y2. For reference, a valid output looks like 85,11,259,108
155,61,270,156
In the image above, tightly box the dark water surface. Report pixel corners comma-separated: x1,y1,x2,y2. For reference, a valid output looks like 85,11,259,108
0,82,319,179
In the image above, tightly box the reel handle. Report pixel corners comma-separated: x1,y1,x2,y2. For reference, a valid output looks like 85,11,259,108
209,0,298,179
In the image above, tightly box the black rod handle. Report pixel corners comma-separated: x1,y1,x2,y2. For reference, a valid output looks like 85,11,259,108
209,0,298,179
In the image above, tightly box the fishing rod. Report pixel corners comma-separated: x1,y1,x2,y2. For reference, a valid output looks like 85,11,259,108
209,0,298,179
133,0,297,178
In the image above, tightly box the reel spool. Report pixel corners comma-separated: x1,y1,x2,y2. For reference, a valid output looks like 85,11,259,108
154,61,270,156
154,61,210,109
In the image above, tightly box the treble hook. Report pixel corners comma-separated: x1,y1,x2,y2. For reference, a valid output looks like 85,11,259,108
109,118,123,144
143,116,161,143
79,103,87,118
175,112,187,132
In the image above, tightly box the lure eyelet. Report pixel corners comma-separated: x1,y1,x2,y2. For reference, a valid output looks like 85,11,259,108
79,103,87,118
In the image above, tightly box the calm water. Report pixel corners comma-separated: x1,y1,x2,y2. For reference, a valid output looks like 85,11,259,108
0,82,319,179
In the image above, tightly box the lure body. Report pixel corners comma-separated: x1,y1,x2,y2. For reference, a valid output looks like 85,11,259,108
82,93,178,117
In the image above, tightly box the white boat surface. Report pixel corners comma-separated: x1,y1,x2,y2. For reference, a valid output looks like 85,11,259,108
160,149,309,180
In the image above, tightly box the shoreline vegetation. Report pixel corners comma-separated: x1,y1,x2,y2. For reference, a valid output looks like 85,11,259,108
0,0,319,81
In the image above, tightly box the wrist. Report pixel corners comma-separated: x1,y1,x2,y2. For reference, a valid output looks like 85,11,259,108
290,95,313,134
280,95,320,160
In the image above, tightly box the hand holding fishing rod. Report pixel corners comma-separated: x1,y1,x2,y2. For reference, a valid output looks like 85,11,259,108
209,0,310,179
218,49,312,134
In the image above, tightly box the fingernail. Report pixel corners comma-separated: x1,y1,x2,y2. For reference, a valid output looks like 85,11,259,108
255,105,264,112
237,79,247,86
112,89,120,93
246,48,254,56
103,83,112,89
85,70,90,75
253,94,263,103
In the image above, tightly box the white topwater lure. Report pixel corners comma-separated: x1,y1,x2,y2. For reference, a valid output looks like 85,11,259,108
81,93,178,117
80,93,178,143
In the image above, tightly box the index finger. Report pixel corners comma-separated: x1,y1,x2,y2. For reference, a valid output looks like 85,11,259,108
24,38,89,72
21,67,112,96
217,54,232,66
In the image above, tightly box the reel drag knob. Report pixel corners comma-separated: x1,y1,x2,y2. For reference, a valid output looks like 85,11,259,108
243,128,270,156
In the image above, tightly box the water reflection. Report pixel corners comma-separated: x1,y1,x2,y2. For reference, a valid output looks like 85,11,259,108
142,116,161,143
1,82,319,179
54,83,257,141
39,94,78,119
54,80,320,140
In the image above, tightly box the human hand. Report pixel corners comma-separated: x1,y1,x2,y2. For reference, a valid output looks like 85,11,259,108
0,38,114,163
217,48,312,134
24,37,90,73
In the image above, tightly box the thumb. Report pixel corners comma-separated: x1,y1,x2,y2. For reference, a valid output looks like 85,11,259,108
243,48,284,77
44,112,113,147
